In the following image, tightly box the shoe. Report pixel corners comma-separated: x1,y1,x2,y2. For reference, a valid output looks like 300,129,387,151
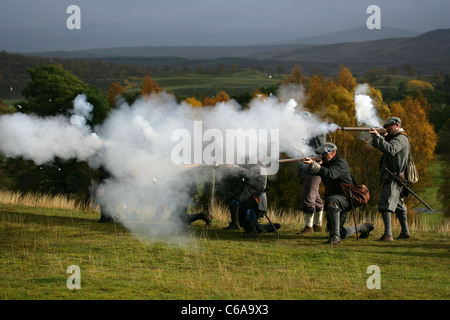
98,216,113,223
396,233,411,239
242,231,258,238
259,223,281,234
297,225,313,234
201,211,213,226
378,234,394,242
222,222,240,230
359,223,374,239
325,235,341,245
313,225,323,232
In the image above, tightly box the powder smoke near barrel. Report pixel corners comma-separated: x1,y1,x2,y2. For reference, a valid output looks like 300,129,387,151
354,83,382,128
0,84,339,240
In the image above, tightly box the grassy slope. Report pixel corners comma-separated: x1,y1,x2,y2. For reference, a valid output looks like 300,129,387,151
0,203,448,300
140,70,283,96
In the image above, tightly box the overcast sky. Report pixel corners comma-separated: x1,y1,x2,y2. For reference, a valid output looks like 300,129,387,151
1,0,449,52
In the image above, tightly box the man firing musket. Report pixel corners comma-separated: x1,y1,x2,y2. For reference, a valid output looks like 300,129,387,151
366,117,412,242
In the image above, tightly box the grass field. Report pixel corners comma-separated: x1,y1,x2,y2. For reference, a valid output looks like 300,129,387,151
151,70,283,97
0,189,448,301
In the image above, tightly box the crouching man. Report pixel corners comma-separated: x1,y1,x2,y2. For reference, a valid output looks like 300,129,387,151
226,161,280,238
301,143,374,244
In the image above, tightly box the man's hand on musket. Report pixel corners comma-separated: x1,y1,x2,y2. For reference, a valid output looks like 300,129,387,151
369,128,387,137
301,157,322,165
369,128,380,136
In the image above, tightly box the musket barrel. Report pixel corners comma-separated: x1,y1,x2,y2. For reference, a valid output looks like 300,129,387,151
341,127,386,134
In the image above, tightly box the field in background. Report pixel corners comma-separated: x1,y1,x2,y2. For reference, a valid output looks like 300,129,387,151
0,189,448,300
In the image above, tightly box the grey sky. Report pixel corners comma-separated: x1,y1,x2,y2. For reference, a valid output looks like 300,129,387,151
1,0,449,52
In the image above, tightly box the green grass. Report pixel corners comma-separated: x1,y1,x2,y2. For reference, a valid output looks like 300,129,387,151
1,202,448,300
150,70,283,96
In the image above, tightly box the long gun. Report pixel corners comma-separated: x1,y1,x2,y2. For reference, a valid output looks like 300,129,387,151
278,156,322,163
183,156,322,167
384,167,436,213
341,127,387,134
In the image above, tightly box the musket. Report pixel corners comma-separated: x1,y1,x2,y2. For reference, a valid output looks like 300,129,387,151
384,167,436,213
183,156,322,167
341,127,387,134
278,156,322,163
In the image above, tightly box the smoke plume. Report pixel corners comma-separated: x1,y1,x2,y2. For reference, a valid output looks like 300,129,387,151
0,86,338,240
354,83,382,128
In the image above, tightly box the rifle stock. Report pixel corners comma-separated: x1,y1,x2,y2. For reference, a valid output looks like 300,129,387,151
341,127,387,134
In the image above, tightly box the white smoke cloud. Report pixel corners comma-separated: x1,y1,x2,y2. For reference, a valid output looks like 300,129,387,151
70,94,93,130
354,84,382,128
0,109,101,165
0,88,339,240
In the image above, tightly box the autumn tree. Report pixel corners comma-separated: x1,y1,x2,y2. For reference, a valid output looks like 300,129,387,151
141,75,162,97
202,90,231,106
337,65,357,92
107,82,124,107
214,90,231,104
402,64,416,77
390,95,437,169
284,65,305,85
304,73,336,114
437,119,450,212
0,99,14,115
202,96,216,106
407,80,434,92
185,97,202,108
230,63,240,72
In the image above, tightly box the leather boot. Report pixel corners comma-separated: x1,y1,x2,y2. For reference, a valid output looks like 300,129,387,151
378,234,394,242
223,207,240,230
259,223,281,234
359,223,375,239
325,207,341,244
298,225,314,234
201,211,213,226
325,235,341,244
313,225,322,232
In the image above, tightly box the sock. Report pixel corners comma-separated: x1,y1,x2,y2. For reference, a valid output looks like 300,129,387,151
314,210,323,226
304,212,314,228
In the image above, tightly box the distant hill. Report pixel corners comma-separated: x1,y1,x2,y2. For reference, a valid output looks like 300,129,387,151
23,29,450,66
277,26,422,45
9,28,450,82
24,44,308,60
254,29,450,63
